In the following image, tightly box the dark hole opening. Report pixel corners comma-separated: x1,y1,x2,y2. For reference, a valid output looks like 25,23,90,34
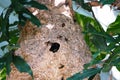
57,35,63,39
59,64,64,69
61,77,64,80
49,42,60,53
62,23,65,27
73,19,77,22
65,37,68,42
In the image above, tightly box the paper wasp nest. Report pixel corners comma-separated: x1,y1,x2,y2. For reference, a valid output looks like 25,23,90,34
7,0,93,80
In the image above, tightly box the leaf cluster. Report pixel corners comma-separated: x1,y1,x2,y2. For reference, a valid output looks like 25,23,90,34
0,0,48,79
73,0,115,7
0,50,33,79
67,0,120,80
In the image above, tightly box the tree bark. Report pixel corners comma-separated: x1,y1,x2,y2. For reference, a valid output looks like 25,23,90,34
6,0,98,80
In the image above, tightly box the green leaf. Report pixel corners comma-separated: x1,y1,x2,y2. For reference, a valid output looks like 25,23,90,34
24,1,48,10
113,46,120,54
92,35,107,51
84,59,101,69
9,21,19,27
5,52,13,75
0,52,13,75
0,68,6,80
17,0,48,11
0,63,5,70
92,51,101,59
17,0,32,4
0,10,10,41
67,72,82,80
11,0,25,12
115,34,120,43
9,37,19,45
18,6,41,26
67,68,102,80
88,74,97,80
73,0,92,11
111,58,120,66
11,0,41,26
99,0,115,5
107,16,120,34
22,9,41,26
0,16,7,39
9,29,19,44
13,56,33,79
18,14,27,26
86,23,115,42
20,11,41,27
0,41,9,48
116,63,120,71
0,58,6,70
102,47,120,72
85,23,108,51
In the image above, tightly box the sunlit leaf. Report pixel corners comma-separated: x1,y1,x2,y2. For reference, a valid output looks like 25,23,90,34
9,21,19,27
0,52,13,75
10,37,19,45
9,29,19,44
0,50,15,75
106,42,117,52
107,16,120,34
0,68,6,80
113,46,120,54
0,41,9,48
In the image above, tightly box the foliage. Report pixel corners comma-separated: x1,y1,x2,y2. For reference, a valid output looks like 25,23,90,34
99,0,115,5
67,68,102,80
67,0,120,80
0,68,6,80
72,0,92,11
0,0,48,79
73,0,115,6
13,55,33,78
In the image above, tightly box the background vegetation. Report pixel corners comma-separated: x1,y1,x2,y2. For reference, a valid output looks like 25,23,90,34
68,0,120,79
0,0,47,79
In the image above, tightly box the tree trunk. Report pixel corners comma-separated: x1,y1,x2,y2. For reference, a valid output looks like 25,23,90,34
6,0,97,80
